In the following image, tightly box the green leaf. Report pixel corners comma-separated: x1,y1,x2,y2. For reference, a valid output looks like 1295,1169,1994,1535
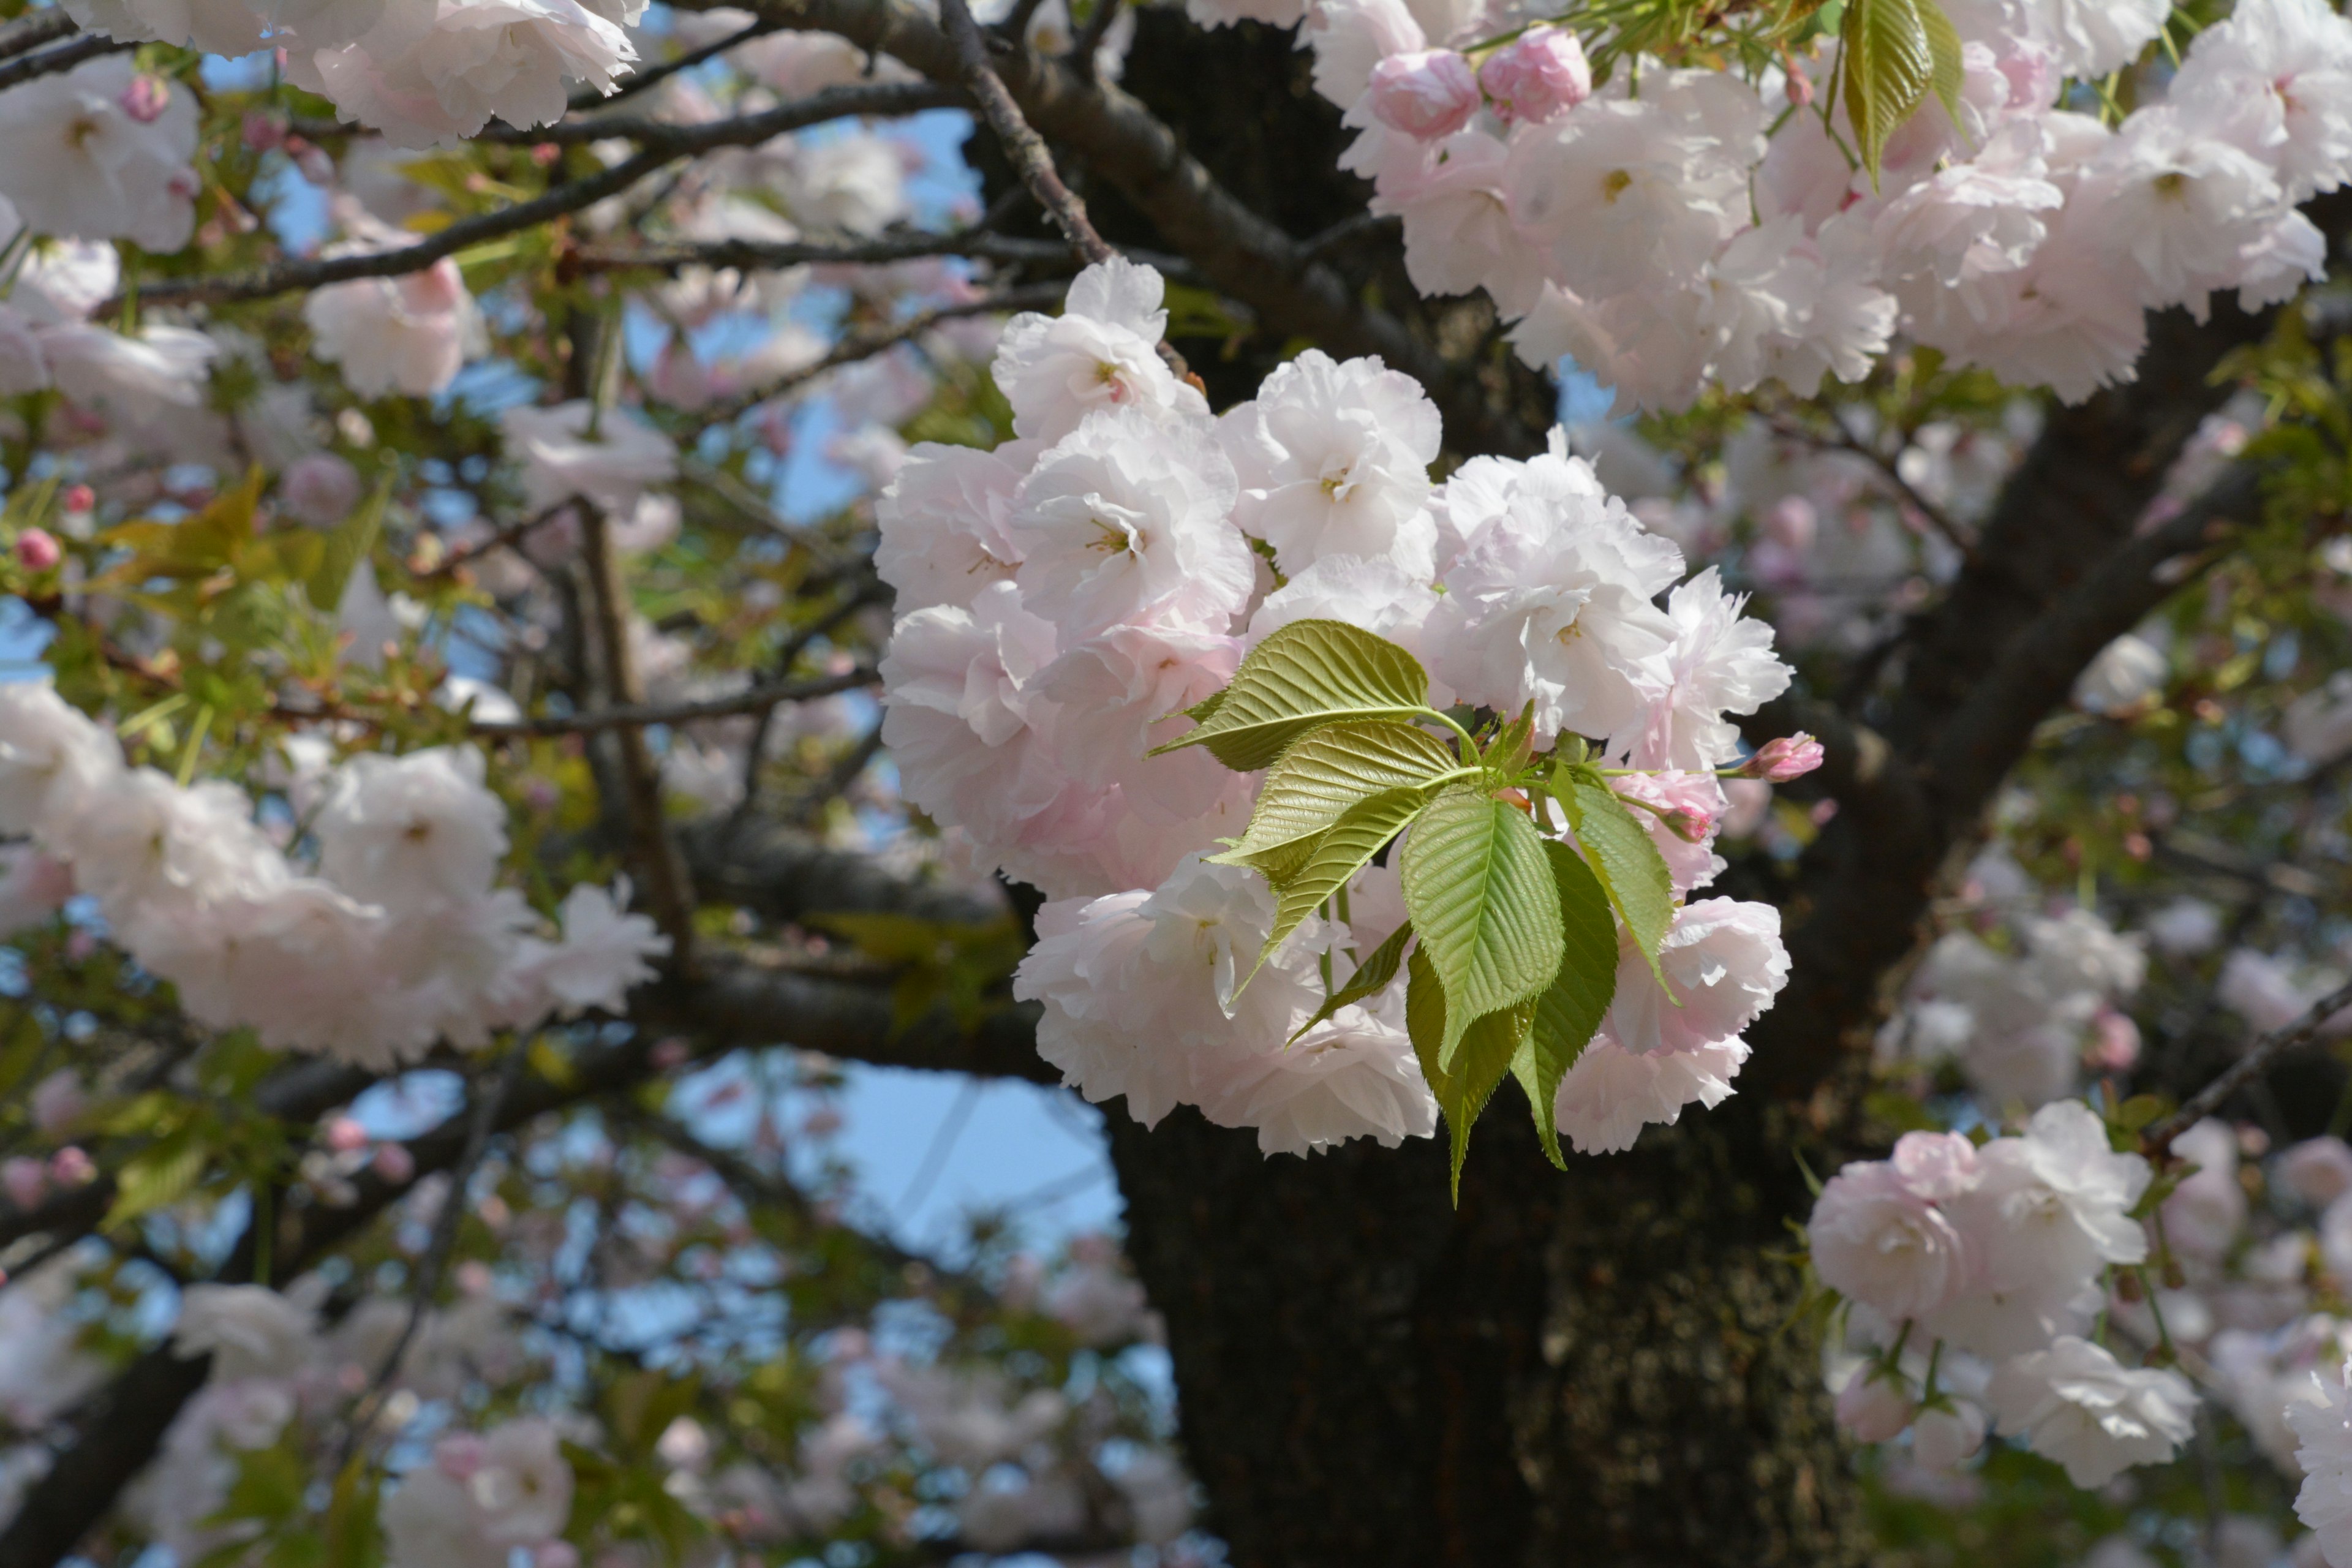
306,475,389,611
1841,0,1937,187
1512,842,1619,1170
1149,619,1432,772
1920,0,1966,130
1408,946,1535,1203
1483,701,1538,778
1258,785,1430,968
1400,786,1564,1068
104,1124,209,1229
1554,769,1675,988
1211,720,1458,880
1287,921,1414,1044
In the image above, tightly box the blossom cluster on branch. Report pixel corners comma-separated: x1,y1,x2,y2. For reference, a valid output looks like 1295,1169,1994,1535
879,257,1809,1166
1182,0,2352,409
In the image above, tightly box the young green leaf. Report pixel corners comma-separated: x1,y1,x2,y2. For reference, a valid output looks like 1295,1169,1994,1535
1401,785,1565,1068
1408,946,1536,1204
1841,0,1937,187
1512,841,1621,1170
1553,768,1675,987
1287,920,1414,1044
1257,785,1430,970
1483,701,1537,778
1148,619,1431,771
1210,720,1458,880
307,475,390,612
1921,0,1966,130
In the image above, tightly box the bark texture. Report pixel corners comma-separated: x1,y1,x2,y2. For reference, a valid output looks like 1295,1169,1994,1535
1109,1099,1863,1568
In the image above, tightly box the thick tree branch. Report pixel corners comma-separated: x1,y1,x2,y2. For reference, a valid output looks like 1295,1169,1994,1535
0,31,130,91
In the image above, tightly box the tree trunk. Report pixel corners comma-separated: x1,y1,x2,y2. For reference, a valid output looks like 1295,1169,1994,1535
1109,1096,1866,1568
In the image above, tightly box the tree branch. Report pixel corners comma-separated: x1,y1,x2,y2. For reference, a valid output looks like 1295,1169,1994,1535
2146,976,2352,1153
114,81,963,313
468,664,873,736
0,31,130,91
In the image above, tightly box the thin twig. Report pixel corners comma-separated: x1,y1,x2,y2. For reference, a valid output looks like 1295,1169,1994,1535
111,81,962,313
2145,976,2352,1152
576,230,1071,275
419,500,573,582
337,1041,529,1467
706,282,1065,422
936,0,1190,379
470,665,875,736
580,489,701,967
1764,408,1975,562
576,15,782,112
735,580,890,812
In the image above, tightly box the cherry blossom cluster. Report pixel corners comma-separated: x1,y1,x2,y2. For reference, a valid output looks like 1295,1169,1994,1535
877,258,1811,1158
68,0,638,149
1811,1106,2352,1568
1808,1107,2197,1488
0,684,666,1069
1186,0,2352,409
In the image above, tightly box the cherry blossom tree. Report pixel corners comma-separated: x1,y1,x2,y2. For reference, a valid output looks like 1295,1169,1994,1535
0,0,2346,1562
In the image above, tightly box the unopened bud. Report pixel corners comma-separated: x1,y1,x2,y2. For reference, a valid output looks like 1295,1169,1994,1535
1478,26,1591,126
241,109,287,153
118,75,169,123
1745,733,1826,783
14,529,59,573
322,1115,368,1154
2114,1269,2143,1302
1366,50,1482,140
61,484,94,514
47,1147,94,1186
1660,805,1716,844
372,1142,415,1183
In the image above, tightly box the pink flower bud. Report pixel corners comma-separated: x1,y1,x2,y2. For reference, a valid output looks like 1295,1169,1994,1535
530,142,562,167
323,1115,368,1154
1746,733,1825,783
1477,27,1590,126
2090,1008,2141,1072
534,1544,579,1568
61,484,94,514
241,110,287,153
372,1142,415,1183
650,1037,692,1071
13,529,58,573
1658,804,1716,844
118,75,169,123
47,1147,94,1187
1,1158,45,1211
1834,1373,1912,1443
280,453,362,529
1366,50,1482,140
